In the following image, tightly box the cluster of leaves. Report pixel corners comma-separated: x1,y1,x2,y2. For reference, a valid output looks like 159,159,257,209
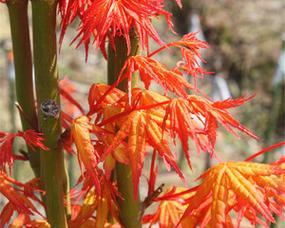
0,0,285,227
0,130,48,172
59,0,182,57
63,80,285,227
146,157,285,227
0,173,47,227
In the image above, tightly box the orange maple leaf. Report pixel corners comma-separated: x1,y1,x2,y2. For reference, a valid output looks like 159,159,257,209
179,161,285,227
118,55,195,98
69,177,119,228
164,95,257,168
164,97,213,169
0,173,40,226
88,83,126,116
101,106,184,198
187,95,258,139
71,116,101,192
143,187,194,228
88,85,129,177
149,32,210,87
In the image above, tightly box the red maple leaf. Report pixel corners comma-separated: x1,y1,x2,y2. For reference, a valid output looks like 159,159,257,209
0,173,41,226
118,55,195,98
60,0,173,58
163,95,257,169
0,130,48,172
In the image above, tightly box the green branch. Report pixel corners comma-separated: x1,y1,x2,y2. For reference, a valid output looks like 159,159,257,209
108,31,141,228
31,0,68,226
7,0,40,177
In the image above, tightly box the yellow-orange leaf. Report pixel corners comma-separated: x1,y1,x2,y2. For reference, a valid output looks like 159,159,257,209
180,161,285,227
88,83,126,115
143,187,194,228
69,177,119,228
119,55,195,97
103,108,184,198
71,116,100,190
27,220,51,228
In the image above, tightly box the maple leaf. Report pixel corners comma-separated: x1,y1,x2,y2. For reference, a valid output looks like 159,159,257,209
163,95,257,169
71,116,101,192
18,130,49,151
148,32,210,88
70,0,172,58
87,84,133,177
0,173,40,226
187,95,258,139
58,0,90,51
69,176,119,228
178,161,285,227
144,200,184,228
101,106,184,198
91,88,169,179
58,0,186,58
95,89,177,188
164,98,211,169
0,130,48,172
143,187,194,228
118,55,195,98
88,83,126,116
131,88,170,107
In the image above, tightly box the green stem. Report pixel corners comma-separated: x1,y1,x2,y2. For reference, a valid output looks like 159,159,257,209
108,32,141,228
263,84,283,164
31,0,68,226
116,163,142,227
7,0,40,177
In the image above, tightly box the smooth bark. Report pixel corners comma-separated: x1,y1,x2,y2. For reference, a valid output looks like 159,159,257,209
31,0,68,226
